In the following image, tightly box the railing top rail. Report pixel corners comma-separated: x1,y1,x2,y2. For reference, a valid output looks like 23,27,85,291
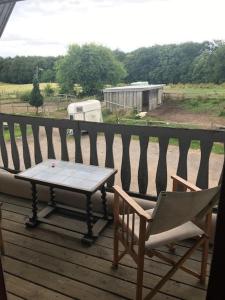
0,113,225,142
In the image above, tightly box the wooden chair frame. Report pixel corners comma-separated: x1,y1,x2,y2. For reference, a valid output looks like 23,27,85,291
0,202,7,300
113,175,214,300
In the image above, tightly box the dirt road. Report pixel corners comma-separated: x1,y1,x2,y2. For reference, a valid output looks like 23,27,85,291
149,100,225,129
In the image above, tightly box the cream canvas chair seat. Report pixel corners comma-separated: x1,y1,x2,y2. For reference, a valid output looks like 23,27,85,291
113,175,220,300
145,221,203,249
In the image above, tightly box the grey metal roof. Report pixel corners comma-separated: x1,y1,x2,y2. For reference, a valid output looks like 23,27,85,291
0,0,24,38
103,84,165,93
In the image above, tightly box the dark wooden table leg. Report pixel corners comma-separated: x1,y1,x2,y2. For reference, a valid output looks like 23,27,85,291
101,184,108,220
49,186,56,207
82,194,94,244
26,182,38,227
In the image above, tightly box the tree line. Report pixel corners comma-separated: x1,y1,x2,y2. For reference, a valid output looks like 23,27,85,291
0,56,59,84
0,40,225,95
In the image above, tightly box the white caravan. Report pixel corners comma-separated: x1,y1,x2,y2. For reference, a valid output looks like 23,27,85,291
67,100,103,122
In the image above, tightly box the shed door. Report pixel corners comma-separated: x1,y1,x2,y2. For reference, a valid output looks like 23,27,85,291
142,91,149,111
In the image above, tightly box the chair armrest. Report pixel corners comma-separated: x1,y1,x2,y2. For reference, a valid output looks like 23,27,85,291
171,175,201,191
113,185,152,221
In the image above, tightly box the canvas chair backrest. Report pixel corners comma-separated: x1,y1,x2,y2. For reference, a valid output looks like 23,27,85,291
147,186,220,236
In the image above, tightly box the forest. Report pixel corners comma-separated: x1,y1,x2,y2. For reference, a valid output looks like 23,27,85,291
0,40,225,95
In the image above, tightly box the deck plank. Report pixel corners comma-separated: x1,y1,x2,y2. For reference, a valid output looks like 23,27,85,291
0,193,208,300
3,231,206,300
7,293,25,300
1,216,205,286
1,198,212,263
4,257,122,300
5,273,73,300
5,242,162,300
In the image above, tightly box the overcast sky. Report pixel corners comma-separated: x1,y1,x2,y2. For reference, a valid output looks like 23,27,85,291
0,0,225,57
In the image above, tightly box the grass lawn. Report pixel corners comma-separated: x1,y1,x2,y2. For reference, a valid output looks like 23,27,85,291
3,125,32,142
178,97,225,116
102,109,198,128
164,83,225,116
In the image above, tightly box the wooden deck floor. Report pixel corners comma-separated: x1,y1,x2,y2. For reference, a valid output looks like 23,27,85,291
0,193,210,300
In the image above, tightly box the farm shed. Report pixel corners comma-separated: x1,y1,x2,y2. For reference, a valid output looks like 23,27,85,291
103,83,164,112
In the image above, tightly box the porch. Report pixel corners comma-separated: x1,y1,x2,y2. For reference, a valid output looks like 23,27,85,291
0,112,224,299
2,193,210,300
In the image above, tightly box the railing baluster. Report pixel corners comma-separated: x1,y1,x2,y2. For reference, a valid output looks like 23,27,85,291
177,137,191,180
32,124,43,164
105,132,115,187
59,127,69,161
156,137,169,195
89,131,98,166
121,133,131,191
196,139,213,189
0,113,224,198
131,212,135,250
122,199,125,241
126,206,130,246
0,121,8,170
45,126,56,159
20,123,31,169
73,129,83,163
8,121,20,171
138,135,149,194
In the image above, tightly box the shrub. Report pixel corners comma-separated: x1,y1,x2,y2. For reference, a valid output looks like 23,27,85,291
44,83,55,97
29,76,44,114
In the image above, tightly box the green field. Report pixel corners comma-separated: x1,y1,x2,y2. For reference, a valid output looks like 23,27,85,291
165,83,225,96
0,82,58,93
0,82,59,102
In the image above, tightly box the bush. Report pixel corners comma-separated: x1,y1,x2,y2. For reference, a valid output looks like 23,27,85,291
44,83,55,97
19,91,31,102
74,84,83,97
219,111,225,117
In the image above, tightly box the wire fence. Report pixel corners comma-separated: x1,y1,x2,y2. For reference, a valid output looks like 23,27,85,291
0,94,77,114
0,101,71,114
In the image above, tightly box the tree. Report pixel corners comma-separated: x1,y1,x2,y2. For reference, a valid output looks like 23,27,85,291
125,42,211,84
56,44,127,95
209,43,225,83
113,49,127,63
29,70,44,114
191,52,211,83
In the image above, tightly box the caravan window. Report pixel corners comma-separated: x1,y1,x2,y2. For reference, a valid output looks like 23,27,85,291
76,106,83,113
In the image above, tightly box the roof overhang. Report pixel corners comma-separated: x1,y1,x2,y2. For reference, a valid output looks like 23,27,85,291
0,0,24,38
103,84,165,93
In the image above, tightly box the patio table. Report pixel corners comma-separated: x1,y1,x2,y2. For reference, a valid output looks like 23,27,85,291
15,159,117,243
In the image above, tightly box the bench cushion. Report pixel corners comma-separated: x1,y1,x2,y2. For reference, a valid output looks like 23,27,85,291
0,169,156,215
